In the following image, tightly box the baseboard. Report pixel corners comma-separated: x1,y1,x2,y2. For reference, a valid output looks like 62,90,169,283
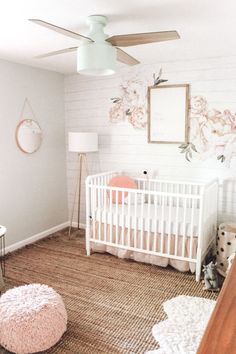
5,221,69,254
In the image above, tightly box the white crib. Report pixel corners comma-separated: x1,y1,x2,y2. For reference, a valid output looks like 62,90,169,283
86,171,218,281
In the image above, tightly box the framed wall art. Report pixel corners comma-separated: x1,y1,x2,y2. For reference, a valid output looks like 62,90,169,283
148,84,189,144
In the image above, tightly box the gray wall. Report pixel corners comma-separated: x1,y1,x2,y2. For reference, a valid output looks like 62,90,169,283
0,59,68,247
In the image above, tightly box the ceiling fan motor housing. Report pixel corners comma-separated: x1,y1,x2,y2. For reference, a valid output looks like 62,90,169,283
77,43,116,76
77,15,116,76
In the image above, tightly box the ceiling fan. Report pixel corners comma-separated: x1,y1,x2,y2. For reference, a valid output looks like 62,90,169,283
29,15,180,76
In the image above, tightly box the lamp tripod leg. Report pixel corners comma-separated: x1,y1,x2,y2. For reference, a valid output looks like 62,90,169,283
77,154,83,230
68,153,83,238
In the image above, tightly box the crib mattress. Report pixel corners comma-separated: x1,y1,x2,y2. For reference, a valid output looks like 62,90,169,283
94,204,200,237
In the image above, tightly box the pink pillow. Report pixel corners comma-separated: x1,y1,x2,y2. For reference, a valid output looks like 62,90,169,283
108,175,137,204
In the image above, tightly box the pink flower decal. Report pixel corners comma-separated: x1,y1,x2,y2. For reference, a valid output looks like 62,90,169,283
109,77,147,129
190,96,208,116
109,103,124,123
128,106,147,129
190,95,236,164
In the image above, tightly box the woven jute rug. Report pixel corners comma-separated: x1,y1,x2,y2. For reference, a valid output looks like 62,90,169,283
1,228,217,354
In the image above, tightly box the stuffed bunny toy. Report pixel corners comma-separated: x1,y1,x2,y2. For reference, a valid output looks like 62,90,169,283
203,261,219,291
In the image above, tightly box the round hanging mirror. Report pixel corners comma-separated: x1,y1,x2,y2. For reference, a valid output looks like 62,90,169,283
16,119,42,154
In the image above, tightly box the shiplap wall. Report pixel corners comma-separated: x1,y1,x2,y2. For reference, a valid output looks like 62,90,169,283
64,56,236,225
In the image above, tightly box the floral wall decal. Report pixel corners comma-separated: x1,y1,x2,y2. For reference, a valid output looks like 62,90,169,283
109,77,148,129
109,69,167,129
189,96,236,164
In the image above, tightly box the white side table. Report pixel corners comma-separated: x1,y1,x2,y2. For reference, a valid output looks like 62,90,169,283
0,225,6,276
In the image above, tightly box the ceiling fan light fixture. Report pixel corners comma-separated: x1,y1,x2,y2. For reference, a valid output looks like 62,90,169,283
30,15,180,72
77,43,116,76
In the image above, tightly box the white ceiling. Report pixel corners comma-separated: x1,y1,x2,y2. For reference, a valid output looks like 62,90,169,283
0,0,235,74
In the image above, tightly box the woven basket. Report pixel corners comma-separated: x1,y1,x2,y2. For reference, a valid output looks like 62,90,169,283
216,223,236,277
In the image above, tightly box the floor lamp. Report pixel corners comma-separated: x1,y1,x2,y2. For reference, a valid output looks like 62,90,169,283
68,132,98,238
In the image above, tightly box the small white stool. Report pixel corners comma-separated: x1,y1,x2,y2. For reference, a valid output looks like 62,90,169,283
216,223,236,276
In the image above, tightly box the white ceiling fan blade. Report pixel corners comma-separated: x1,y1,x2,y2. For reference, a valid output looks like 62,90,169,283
107,31,180,47
116,48,140,66
35,47,78,59
29,19,93,43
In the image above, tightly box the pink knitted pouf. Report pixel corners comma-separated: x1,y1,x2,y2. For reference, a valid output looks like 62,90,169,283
0,283,67,354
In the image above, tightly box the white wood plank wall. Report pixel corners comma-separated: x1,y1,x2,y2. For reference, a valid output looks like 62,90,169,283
64,56,236,225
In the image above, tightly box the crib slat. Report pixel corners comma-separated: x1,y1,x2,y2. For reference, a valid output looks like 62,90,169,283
167,195,172,255
121,191,125,246
161,195,165,253
182,197,187,257
101,179,104,209
154,194,158,252
140,192,144,250
109,189,112,243
190,197,195,259
159,182,162,207
175,194,180,256
148,179,151,194
98,187,101,241
104,186,107,242
92,186,96,240
147,191,151,251
116,190,118,244
97,181,100,210
127,193,131,247
188,185,191,208
134,192,137,249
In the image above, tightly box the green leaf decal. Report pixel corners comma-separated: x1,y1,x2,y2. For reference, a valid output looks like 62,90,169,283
191,143,198,153
111,97,121,103
153,69,168,86
178,142,198,162
217,155,226,163
125,109,131,115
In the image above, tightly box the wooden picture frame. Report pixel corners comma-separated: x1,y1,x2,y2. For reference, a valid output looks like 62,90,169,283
148,84,189,144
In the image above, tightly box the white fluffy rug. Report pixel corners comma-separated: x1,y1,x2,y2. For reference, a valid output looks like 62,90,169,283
146,295,216,354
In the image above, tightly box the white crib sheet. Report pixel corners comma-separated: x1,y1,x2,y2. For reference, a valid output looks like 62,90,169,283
95,204,200,237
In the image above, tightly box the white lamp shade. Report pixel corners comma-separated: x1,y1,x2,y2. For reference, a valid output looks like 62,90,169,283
68,132,98,153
